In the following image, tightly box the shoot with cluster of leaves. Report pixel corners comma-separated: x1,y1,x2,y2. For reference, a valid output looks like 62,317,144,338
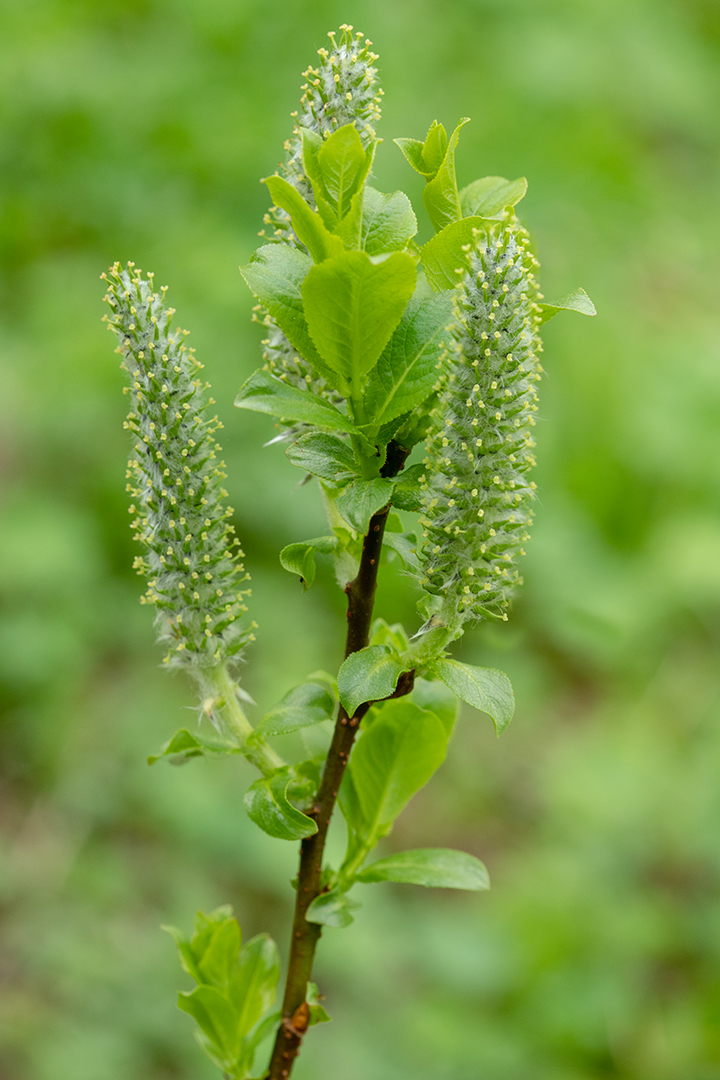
103,23,595,1080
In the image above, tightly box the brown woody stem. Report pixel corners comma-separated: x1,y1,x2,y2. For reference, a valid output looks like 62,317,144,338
266,443,409,1079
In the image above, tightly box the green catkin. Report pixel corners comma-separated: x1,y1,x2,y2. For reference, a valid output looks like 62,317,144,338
259,25,381,399
102,263,254,674
417,219,543,633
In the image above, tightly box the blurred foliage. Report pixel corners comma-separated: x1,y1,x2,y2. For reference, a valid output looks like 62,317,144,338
1,0,720,1077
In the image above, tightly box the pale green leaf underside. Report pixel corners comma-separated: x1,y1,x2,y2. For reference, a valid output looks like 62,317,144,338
254,682,335,737
279,535,338,589
148,727,240,765
433,658,515,734
540,287,597,323
244,767,318,840
234,369,364,439
306,888,358,928
357,847,490,890
285,432,359,483
459,175,528,218
361,187,418,256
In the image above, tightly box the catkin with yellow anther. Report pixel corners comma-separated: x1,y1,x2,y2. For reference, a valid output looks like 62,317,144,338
417,219,543,632
102,263,254,672
260,26,381,398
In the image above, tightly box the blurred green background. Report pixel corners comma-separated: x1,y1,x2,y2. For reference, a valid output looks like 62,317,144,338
2,0,720,1077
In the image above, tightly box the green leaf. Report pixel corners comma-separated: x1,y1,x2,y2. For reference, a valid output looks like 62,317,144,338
235,369,362,435
317,123,367,219
357,848,490,890
306,888,358,928
432,659,515,734
423,117,470,233
244,767,318,840
148,727,240,765
163,924,203,984
197,916,241,990
540,287,597,324
301,251,417,398
337,644,407,716
363,293,453,426
285,432,359,483
279,535,338,589
382,530,420,569
336,478,394,534
306,982,331,1026
369,618,410,654
229,933,280,1039
421,216,486,292
254,682,335,738
348,698,448,841
421,120,449,176
459,175,528,219
178,984,240,1068
411,677,459,737
391,462,426,512
393,136,431,177
263,174,343,263
361,187,418,256
239,245,333,379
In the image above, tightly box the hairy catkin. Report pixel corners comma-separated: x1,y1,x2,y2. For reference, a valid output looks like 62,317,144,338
417,219,543,630
257,25,382,400
102,263,253,672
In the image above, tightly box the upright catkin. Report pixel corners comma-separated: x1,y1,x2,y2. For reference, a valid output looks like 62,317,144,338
418,219,543,633
257,25,382,397
102,263,253,674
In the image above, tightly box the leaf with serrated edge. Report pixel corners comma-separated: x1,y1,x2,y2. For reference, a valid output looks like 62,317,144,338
263,174,343,263
244,767,318,840
357,848,489,889
235,370,371,442
363,293,453,426
335,478,394,535
348,698,447,841
362,187,418,256
255,682,335,738
423,117,470,233
302,250,417,398
337,644,406,716
239,245,340,389
459,175,527,219
421,216,486,292
285,432,359,483
317,123,367,218
540,287,597,324
433,659,515,734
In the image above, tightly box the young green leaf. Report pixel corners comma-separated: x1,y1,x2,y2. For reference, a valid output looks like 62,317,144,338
239,245,340,389
422,117,470,233
317,123,367,218
229,934,280,1039
177,985,240,1070
362,293,453,426
540,287,597,323
411,677,459,737
306,982,331,1026
421,216,486,291
148,728,240,765
336,478,394,535
235,369,361,433
393,136,431,177
197,916,242,989
263,175,344,263
432,659,515,734
459,175,528,219
285,432,359,483
369,617,410,655
306,888,359,928
382,530,420,569
337,644,407,716
347,698,448,841
301,250,417,398
361,187,418,256
254,682,335,738
357,847,489,890
279,535,339,589
244,767,318,840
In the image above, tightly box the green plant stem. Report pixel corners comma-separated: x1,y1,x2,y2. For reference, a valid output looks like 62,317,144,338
210,665,285,775
266,443,412,1080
